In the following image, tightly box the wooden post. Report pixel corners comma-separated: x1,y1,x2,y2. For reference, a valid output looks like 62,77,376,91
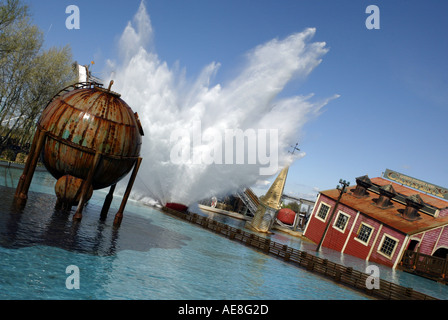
113,157,142,227
14,128,47,202
73,152,102,221
442,255,448,282
316,179,350,252
100,183,116,220
413,245,421,271
15,128,40,198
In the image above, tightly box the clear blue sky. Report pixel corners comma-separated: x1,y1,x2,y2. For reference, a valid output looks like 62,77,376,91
26,0,448,201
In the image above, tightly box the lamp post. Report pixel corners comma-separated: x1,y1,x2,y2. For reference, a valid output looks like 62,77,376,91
315,179,350,252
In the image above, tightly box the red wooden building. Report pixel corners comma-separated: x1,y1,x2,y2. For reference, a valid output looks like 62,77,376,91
303,170,448,268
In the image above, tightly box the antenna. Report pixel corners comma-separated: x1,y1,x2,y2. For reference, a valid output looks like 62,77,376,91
288,142,300,155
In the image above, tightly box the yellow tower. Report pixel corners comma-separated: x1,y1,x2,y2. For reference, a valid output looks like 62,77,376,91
246,166,289,233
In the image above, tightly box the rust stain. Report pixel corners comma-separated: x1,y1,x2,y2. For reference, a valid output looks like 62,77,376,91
38,84,143,190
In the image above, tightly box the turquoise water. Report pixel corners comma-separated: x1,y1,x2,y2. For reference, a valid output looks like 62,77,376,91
0,164,446,300
194,202,448,300
0,165,371,300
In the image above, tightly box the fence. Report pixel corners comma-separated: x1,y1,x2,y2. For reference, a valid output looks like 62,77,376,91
400,250,448,284
161,207,438,300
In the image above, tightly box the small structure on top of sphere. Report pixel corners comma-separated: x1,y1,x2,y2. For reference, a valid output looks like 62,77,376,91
15,81,144,226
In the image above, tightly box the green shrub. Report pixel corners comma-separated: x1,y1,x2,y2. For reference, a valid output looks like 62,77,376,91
1,149,16,161
15,152,27,163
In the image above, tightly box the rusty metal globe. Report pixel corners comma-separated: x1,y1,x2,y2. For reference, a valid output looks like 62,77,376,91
38,82,144,190
54,174,93,208
14,81,144,226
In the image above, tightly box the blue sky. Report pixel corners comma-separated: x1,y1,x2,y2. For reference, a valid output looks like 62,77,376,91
26,0,448,201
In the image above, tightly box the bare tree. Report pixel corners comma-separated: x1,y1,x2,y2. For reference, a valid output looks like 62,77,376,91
0,0,28,54
0,0,76,148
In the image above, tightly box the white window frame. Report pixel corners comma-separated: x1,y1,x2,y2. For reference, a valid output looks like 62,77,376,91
315,202,331,223
354,222,375,246
332,211,350,233
377,233,400,260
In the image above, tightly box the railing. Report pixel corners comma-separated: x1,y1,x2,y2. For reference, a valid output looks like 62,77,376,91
400,250,448,283
236,188,259,215
161,207,438,300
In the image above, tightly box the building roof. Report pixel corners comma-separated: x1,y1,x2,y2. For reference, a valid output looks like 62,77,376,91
371,177,448,210
320,177,448,235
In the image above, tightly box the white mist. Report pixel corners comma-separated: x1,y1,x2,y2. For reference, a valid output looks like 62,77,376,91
106,2,336,206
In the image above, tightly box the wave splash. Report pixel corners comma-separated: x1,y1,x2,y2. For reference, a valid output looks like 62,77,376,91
106,2,336,206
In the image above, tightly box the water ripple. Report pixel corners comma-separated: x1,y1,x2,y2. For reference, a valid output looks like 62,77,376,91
0,185,191,256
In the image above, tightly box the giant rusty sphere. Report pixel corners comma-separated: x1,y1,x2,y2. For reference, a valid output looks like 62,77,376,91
38,83,144,190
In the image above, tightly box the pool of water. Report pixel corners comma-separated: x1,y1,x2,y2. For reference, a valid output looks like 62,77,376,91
191,196,448,300
0,164,374,300
0,164,446,300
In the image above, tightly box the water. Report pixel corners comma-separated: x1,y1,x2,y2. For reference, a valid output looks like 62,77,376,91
190,200,448,300
0,164,373,300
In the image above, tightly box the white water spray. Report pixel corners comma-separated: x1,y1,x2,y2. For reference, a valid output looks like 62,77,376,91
106,2,336,206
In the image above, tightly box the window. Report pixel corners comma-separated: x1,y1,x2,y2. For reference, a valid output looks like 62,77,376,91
356,223,373,244
316,203,331,221
379,235,398,258
333,212,350,232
